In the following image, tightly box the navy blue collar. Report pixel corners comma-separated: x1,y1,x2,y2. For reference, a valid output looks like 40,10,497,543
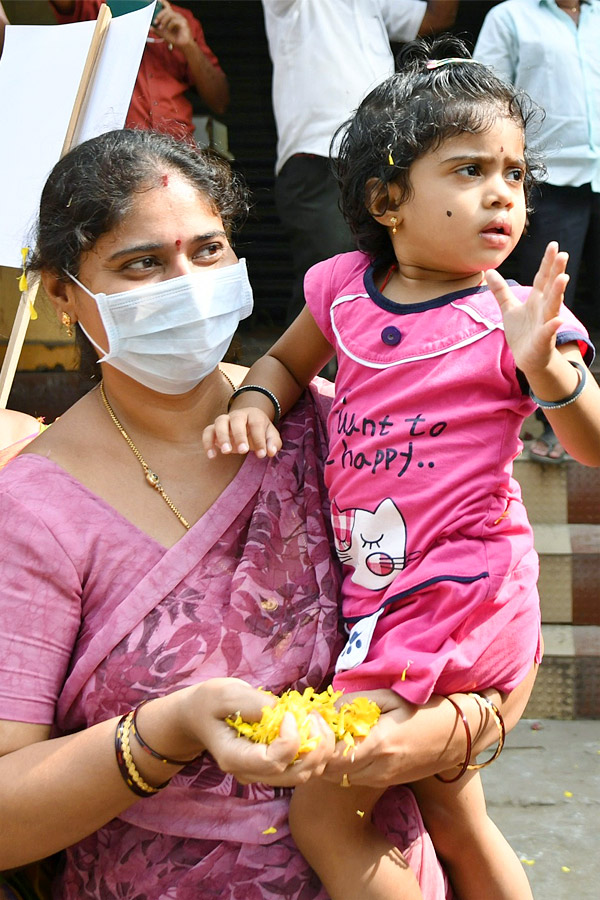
364,261,518,314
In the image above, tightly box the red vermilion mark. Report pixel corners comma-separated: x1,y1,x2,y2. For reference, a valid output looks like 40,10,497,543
161,174,169,186
175,239,181,249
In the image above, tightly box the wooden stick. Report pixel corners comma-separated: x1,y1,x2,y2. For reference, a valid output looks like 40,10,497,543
0,281,39,408
0,4,112,408
61,3,112,156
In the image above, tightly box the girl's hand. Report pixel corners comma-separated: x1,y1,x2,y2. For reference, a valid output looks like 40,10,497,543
183,679,336,786
202,409,282,459
486,241,568,377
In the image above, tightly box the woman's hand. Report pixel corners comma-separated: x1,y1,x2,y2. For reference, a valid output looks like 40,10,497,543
322,690,462,788
181,678,336,786
321,666,537,788
486,241,568,377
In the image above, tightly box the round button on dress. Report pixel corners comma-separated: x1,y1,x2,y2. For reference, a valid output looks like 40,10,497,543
381,326,402,346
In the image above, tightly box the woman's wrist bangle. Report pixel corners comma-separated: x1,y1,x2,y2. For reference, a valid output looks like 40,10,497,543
466,692,505,770
435,696,472,783
115,710,171,798
227,384,281,425
529,360,587,409
132,699,197,767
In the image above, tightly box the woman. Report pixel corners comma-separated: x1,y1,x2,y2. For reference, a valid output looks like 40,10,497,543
0,130,534,899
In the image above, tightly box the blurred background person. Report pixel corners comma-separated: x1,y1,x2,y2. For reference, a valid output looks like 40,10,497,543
261,0,459,326
50,0,229,139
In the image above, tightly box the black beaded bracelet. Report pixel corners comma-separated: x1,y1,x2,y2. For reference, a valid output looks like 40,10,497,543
529,360,587,410
227,384,281,425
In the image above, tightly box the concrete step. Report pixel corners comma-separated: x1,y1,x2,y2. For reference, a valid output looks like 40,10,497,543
515,454,600,525
534,523,600,626
525,625,600,719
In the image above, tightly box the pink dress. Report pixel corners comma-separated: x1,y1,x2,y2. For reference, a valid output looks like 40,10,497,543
305,251,593,703
0,383,452,900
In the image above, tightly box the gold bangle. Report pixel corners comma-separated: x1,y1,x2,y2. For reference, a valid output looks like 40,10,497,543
115,710,171,798
435,696,472,783
467,692,505,770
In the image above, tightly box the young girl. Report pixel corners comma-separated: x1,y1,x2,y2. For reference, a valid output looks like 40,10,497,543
204,37,600,900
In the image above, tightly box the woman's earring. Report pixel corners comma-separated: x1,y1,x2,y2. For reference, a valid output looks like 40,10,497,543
61,311,74,338
390,216,398,235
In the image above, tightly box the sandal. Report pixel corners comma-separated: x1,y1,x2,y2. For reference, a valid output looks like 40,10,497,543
527,424,566,464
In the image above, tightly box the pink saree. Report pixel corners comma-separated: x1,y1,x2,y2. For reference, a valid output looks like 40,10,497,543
0,383,452,899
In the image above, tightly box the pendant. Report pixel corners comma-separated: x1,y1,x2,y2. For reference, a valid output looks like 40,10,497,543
146,470,162,490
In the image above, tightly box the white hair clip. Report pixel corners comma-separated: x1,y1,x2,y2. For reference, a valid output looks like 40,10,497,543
426,57,478,70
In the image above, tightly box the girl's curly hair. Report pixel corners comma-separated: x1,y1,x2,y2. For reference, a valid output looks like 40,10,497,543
332,35,546,264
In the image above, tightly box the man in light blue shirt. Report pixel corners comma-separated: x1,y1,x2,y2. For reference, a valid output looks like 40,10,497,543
475,0,599,462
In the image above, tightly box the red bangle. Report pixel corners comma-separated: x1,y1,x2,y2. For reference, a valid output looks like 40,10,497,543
435,696,472,783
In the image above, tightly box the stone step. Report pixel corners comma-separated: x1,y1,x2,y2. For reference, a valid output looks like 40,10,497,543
515,454,600,525
524,625,600,719
534,523,600,626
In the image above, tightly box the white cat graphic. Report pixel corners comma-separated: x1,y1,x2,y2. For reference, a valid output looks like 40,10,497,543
332,497,417,591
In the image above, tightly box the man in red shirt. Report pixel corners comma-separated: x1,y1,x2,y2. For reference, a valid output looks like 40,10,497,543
50,1,229,139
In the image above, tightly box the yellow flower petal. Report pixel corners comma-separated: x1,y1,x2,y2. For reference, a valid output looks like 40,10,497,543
226,687,381,760
561,866,570,873
262,826,277,835
564,791,573,798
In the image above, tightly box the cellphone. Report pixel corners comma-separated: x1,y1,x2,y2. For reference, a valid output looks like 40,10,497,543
151,1,164,26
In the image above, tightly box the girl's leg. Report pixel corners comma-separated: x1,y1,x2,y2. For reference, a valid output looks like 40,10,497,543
412,770,533,900
289,777,423,900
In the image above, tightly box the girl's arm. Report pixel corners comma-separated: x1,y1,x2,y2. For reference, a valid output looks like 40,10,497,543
487,242,600,467
0,678,335,869
204,307,334,458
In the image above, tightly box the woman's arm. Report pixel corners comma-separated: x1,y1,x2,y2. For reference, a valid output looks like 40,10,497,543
0,678,335,869
321,664,537,788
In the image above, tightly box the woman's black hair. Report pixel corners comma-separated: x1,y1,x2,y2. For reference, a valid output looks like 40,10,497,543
332,34,546,264
27,128,250,380
28,128,249,279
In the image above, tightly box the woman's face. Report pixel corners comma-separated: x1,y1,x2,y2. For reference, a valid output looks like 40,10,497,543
67,171,238,351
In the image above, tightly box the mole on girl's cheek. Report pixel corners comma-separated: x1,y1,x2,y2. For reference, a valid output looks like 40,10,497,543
175,239,181,249
446,210,453,217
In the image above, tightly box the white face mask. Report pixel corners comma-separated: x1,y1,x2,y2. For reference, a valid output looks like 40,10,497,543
66,260,253,394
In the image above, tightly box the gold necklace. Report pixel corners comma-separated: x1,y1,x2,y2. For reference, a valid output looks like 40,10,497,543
99,368,236,532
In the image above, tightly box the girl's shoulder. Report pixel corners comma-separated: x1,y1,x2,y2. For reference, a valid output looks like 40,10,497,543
305,250,370,293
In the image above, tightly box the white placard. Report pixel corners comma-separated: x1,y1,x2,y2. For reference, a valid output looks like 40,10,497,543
0,3,155,268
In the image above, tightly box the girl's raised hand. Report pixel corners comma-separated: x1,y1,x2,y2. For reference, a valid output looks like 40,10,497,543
485,241,569,377
203,409,282,459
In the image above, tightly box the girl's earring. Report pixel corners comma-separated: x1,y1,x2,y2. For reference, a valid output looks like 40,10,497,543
390,216,398,235
61,311,74,338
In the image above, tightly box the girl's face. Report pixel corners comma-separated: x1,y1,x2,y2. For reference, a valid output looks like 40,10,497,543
59,171,238,351
389,115,527,282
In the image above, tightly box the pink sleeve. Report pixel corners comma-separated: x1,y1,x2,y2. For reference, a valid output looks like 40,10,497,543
0,491,82,724
304,257,342,345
